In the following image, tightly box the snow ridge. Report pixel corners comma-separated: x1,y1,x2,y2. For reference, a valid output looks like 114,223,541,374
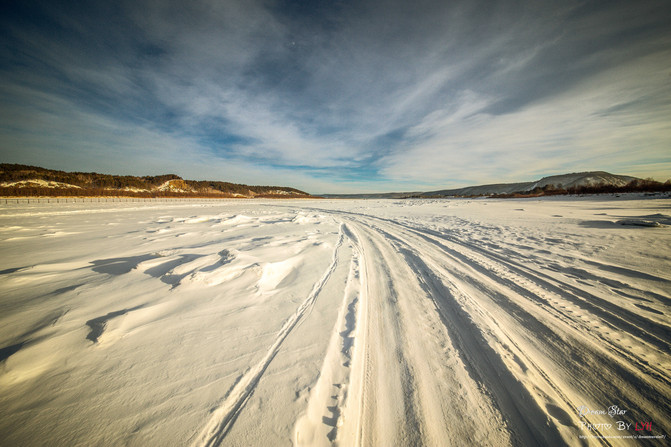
1,199,669,446
191,225,346,447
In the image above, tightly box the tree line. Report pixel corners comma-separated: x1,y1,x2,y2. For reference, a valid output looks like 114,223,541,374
488,178,671,198
0,164,312,197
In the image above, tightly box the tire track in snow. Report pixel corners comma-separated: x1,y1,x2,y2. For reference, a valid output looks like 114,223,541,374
398,222,671,384
278,205,671,445
287,207,532,445
429,227,671,389
424,234,671,443
294,233,361,446
367,222,566,446
339,219,511,446
364,215,671,444
191,225,345,447
314,207,671,381
342,224,370,447
290,218,429,446
417,224,671,353
372,224,605,445
352,222,426,446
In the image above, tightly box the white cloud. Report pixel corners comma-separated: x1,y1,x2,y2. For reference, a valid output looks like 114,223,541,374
379,49,671,186
2,0,670,192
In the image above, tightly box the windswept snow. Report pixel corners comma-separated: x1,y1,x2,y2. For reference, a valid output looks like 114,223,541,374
1,179,82,189
0,197,670,446
157,179,195,193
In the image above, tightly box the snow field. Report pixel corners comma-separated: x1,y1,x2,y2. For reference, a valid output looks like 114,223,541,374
0,197,670,446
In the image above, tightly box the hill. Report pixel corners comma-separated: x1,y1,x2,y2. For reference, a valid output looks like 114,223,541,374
323,171,670,199
423,171,641,197
0,164,313,198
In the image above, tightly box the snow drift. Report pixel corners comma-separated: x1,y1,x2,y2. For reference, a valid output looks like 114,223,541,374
0,197,669,446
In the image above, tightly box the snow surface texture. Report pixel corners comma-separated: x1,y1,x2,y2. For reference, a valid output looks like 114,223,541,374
0,197,670,446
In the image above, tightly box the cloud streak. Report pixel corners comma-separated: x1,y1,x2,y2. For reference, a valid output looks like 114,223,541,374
1,0,670,192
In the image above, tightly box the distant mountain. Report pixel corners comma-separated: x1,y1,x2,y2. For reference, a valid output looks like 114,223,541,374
0,164,313,198
423,171,639,197
323,171,667,199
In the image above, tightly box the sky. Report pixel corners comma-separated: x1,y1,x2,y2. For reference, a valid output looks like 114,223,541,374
1,0,670,194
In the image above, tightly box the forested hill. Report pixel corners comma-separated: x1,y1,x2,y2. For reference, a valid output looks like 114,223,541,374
0,164,313,198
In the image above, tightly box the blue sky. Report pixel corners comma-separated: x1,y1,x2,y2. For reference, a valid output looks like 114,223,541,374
1,0,670,193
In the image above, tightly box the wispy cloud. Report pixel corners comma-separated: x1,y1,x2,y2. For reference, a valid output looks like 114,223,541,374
380,50,671,185
1,0,669,192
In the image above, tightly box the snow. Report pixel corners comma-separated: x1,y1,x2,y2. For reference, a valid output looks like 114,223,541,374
157,179,194,193
120,187,150,193
1,179,81,189
268,189,299,195
529,172,635,190
1,197,670,446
